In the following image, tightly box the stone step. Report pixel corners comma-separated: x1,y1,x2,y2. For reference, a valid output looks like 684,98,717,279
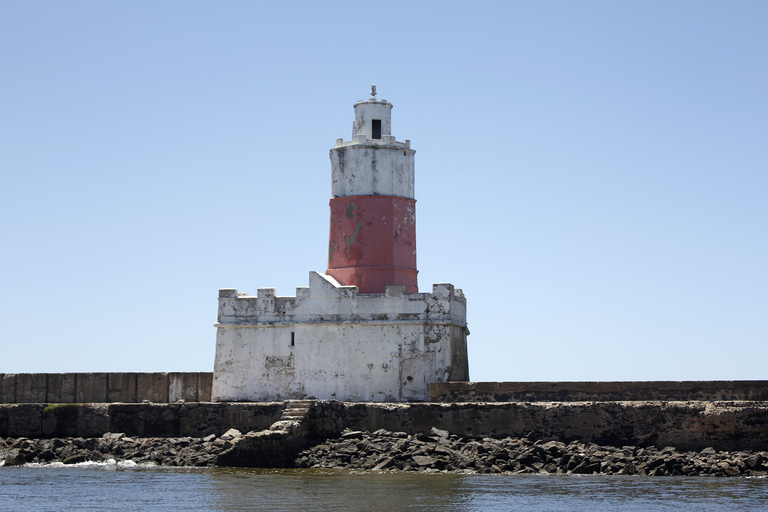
280,411,311,419
279,400,315,421
282,408,310,414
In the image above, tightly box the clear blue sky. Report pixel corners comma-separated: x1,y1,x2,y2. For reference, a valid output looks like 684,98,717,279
1,1,766,381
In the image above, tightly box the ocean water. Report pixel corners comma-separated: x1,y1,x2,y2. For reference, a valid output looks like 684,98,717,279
0,463,766,511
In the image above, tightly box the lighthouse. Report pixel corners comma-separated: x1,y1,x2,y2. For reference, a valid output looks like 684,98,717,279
327,85,418,294
211,88,469,402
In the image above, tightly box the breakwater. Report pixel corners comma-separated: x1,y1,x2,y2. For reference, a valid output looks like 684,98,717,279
4,374,768,405
3,428,767,478
2,400,768,473
3,379,768,471
296,428,768,477
2,400,767,452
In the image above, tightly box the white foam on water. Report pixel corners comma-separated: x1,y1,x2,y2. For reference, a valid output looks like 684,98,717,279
8,458,159,469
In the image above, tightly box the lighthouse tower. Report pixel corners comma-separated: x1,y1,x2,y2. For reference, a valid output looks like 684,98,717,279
327,85,417,293
211,88,469,402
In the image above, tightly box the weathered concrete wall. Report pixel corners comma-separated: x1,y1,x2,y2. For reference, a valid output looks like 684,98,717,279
331,143,415,198
3,401,765,453
0,402,282,439
6,375,766,406
431,381,768,402
326,401,768,452
0,373,212,404
212,272,469,402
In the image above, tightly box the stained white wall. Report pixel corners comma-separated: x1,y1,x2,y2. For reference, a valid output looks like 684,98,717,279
331,97,415,199
330,144,415,199
353,99,392,139
211,272,468,402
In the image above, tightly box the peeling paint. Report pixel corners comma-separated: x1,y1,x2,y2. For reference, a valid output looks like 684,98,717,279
265,356,294,369
344,221,363,260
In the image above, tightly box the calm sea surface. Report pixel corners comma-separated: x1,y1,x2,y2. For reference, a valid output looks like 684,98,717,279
1,463,766,511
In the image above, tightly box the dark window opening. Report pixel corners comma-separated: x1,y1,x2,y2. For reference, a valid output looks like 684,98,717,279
372,119,382,139
291,332,295,346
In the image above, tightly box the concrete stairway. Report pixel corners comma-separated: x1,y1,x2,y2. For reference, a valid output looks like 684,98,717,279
216,400,317,467
279,400,314,422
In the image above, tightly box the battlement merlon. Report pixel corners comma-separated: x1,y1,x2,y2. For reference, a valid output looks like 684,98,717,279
216,271,468,329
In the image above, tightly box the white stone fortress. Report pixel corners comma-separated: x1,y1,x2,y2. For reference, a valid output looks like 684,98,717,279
211,87,469,402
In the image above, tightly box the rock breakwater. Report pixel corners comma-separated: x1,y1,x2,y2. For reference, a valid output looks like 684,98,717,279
0,430,247,467
3,427,768,477
295,427,768,477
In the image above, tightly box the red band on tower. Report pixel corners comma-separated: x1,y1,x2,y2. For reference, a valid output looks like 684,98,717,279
327,195,417,294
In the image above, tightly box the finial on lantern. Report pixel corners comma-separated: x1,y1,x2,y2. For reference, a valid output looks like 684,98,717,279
371,84,377,98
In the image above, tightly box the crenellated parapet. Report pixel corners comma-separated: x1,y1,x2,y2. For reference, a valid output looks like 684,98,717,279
217,272,466,328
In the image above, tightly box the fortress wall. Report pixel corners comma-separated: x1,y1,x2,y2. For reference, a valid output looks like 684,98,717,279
431,381,768,402
0,373,213,404
212,273,469,402
2,400,767,453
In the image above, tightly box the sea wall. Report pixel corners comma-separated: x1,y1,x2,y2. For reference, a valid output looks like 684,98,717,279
0,402,282,439
2,401,767,452
0,373,212,404
331,401,768,452
430,381,768,402
5,376,768,405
